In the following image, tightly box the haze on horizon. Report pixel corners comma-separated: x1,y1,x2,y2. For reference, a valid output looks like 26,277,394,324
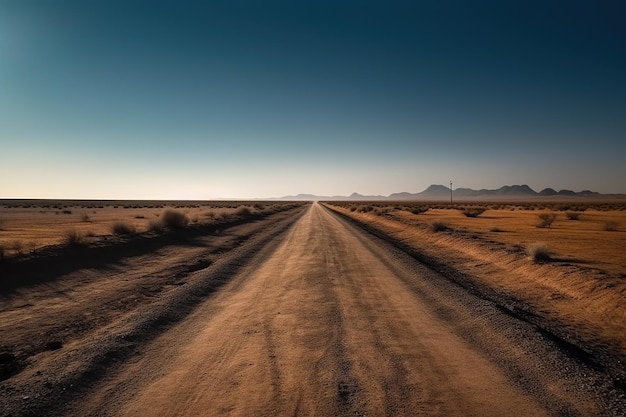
1,0,625,200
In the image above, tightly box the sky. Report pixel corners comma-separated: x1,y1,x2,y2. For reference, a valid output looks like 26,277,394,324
1,0,625,199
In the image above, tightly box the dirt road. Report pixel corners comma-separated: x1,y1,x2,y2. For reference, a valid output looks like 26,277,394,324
3,203,624,416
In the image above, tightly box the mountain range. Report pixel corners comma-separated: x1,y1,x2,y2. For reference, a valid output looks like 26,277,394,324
275,185,607,201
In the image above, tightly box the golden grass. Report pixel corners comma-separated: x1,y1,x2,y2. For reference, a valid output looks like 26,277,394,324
329,200,626,275
401,208,626,275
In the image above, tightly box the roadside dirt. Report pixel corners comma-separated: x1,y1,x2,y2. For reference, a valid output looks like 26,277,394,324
0,204,308,414
2,203,625,416
324,204,626,380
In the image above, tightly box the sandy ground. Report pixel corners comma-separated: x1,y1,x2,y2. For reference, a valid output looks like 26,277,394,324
1,203,625,416
325,204,626,365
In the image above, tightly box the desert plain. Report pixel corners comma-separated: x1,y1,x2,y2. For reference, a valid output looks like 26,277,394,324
1,198,626,416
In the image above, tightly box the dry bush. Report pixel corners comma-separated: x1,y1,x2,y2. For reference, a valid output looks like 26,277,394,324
566,212,583,220
461,207,487,218
235,206,255,217
604,220,619,231
160,209,189,229
431,221,449,232
527,242,552,262
148,219,165,233
80,212,91,222
373,207,392,216
490,226,504,232
537,212,557,228
111,221,136,235
63,230,86,246
409,206,429,215
204,209,224,221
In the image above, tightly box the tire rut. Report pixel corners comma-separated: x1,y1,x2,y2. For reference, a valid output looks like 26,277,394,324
0,205,309,417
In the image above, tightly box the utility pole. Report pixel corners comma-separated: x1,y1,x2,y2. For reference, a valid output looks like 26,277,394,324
450,180,453,204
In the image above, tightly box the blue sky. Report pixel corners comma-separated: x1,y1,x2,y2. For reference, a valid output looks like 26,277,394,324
1,0,625,199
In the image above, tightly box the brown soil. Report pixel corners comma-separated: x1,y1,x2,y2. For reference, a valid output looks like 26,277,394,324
1,203,625,416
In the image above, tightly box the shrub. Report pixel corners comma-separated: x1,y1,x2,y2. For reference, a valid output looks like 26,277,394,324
63,230,86,246
527,242,552,262
111,221,136,235
235,206,254,217
373,208,387,216
462,207,487,218
566,212,583,220
410,206,429,215
160,209,189,229
431,221,449,232
490,227,504,232
537,212,557,228
80,212,91,222
62,210,72,215
148,219,165,233
604,220,619,231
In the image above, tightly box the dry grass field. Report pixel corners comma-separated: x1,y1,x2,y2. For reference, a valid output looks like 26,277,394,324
328,200,626,276
0,200,297,258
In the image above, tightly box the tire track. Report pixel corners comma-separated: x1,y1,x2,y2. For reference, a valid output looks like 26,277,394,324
48,203,626,416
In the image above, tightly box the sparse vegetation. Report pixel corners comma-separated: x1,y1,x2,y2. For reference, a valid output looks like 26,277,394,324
461,207,487,218
537,212,557,228
566,212,583,220
490,227,503,232
81,212,91,222
409,206,429,215
604,220,619,231
148,219,165,233
63,230,86,246
160,209,189,229
431,221,449,232
527,242,552,262
235,206,254,217
111,221,136,235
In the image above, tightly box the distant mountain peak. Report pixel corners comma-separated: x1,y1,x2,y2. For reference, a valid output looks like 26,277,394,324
274,184,602,201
